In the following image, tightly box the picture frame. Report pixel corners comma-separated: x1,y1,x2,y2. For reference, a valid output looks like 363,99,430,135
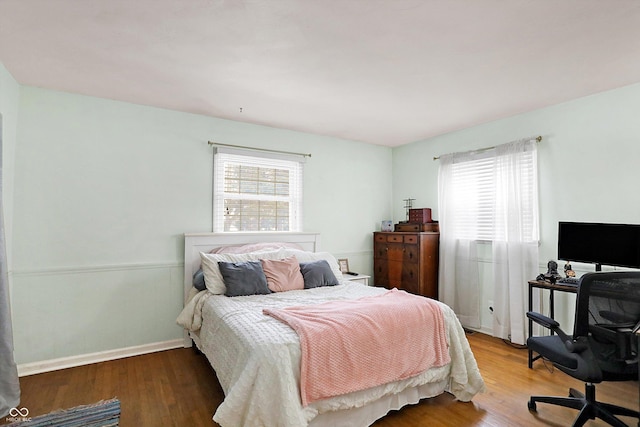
338,258,349,273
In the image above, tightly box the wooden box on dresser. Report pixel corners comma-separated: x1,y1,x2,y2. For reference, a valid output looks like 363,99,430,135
373,231,440,299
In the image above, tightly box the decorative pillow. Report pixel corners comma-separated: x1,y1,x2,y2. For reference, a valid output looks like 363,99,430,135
261,256,304,292
281,249,344,285
193,268,206,291
200,249,285,294
218,260,271,297
299,260,341,288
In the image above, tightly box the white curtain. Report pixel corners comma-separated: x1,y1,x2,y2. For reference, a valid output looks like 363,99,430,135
0,115,20,417
438,153,481,329
438,139,539,343
491,140,539,344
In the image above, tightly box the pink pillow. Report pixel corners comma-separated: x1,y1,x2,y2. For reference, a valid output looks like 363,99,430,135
261,256,304,292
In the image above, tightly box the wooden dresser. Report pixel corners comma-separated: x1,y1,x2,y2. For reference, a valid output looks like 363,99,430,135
373,231,440,299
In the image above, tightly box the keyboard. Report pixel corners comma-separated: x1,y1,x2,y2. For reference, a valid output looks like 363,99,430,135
557,276,579,285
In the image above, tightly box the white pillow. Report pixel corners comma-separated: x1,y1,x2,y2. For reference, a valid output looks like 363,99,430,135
200,249,285,294
280,249,344,284
210,242,304,254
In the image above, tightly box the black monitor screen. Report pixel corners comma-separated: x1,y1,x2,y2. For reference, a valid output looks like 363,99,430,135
558,222,640,269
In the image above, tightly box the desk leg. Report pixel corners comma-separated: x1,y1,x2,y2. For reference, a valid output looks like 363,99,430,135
528,283,533,369
549,289,554,333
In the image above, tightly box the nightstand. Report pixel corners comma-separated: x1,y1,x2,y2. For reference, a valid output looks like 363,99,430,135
342,273,371,286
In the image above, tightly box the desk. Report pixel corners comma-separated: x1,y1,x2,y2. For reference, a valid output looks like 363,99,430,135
528,280,578,368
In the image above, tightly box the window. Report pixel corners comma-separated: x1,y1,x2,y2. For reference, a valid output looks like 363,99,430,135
447,154,496,241
438,138,539,341
442,140,538,243
213,147,304,232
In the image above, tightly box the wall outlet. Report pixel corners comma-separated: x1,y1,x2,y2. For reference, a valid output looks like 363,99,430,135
488,300,494,314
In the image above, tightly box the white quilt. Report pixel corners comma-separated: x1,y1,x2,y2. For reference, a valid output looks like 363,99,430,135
177,283,485,427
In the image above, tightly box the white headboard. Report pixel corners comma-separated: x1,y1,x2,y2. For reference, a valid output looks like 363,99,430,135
181,232,320,347
183,232,321,301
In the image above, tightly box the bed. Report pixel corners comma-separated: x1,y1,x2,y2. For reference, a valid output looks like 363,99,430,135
177,232,485,427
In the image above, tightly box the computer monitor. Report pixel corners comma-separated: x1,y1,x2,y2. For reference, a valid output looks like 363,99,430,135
557,222,640,271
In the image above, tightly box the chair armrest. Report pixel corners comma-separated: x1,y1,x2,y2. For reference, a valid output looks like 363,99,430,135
590,324,635,359
527,311,576,350
527,311,559,329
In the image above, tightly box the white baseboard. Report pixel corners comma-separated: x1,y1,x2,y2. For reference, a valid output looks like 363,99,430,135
17,339,184,377
464,326,494,337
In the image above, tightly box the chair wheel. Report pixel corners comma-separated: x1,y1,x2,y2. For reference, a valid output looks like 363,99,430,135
528,400,537,412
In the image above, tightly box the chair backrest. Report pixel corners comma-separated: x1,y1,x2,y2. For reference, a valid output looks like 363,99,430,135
574,271,640,379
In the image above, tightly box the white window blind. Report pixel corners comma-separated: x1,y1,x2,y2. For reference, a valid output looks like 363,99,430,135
213,147,304,232
446,143,538,242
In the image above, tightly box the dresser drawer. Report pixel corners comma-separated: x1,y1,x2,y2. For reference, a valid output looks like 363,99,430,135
375,233,418,243
374,261,388,288
374,233,408,243
394,223,421,232
404,245,419,263
404,235,418,244
388,263,420,294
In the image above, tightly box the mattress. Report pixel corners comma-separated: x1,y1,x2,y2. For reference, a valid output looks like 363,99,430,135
180,282,485,427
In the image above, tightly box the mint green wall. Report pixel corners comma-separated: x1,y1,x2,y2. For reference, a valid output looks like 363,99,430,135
9,65,640,363
11,87,392,364
393,82,640,332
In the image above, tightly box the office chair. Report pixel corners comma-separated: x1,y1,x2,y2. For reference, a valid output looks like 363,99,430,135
527,271,640,427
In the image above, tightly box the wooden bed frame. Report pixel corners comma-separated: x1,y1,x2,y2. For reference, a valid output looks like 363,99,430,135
181,231,463,426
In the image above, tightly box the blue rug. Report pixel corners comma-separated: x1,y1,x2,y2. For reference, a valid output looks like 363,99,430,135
6,398,120,427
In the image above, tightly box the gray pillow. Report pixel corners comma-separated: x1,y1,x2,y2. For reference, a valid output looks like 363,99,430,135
193,268,206,291
218,260,271,297
299,260,340,289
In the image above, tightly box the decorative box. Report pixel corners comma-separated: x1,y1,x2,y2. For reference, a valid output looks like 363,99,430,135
409,208,432,223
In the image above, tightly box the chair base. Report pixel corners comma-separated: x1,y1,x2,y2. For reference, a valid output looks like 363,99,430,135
528,383,640,427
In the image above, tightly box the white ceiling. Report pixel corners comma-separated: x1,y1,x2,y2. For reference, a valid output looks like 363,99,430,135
1,1,640,147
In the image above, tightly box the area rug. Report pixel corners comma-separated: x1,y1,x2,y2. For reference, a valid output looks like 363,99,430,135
5,398,120,427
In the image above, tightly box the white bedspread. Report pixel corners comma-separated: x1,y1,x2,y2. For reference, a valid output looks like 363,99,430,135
177,283,485,427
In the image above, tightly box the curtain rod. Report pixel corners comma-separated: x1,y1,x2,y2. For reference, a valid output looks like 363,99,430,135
432,135,542,161
208,141,312,158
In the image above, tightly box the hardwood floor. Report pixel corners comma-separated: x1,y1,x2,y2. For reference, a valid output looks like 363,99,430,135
5,332,638,426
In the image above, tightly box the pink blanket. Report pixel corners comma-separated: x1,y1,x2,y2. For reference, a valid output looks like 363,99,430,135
263,288,451,406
